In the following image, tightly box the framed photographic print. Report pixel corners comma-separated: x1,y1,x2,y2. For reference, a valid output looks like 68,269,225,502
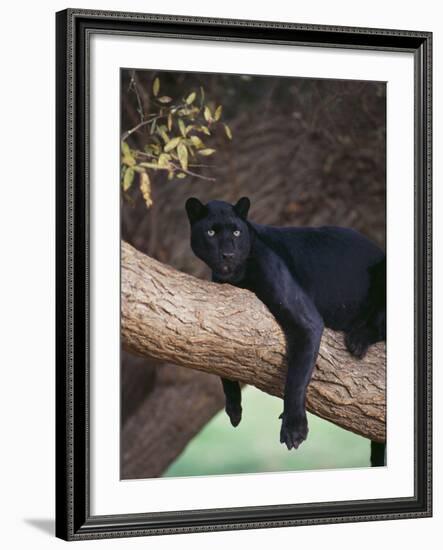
55,8,432,541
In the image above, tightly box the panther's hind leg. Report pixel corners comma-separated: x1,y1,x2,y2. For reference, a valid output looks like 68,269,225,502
345,321,380,359
345,322,374,359
346,258,386,359
345,300,386,358
345,307,385,358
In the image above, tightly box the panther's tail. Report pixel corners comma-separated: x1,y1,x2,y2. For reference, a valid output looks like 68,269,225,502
368,257,386,342
369,261,386,468
370,440,386,467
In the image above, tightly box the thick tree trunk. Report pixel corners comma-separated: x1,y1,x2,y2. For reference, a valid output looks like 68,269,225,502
121,363,224,479
121,241,386,443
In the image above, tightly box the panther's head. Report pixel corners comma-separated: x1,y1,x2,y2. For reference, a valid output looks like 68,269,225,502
185,197,252,282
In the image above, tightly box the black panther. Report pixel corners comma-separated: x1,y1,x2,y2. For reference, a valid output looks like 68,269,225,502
186,197,386,465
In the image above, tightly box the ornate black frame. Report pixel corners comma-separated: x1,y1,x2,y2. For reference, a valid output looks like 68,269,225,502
55,8,432,541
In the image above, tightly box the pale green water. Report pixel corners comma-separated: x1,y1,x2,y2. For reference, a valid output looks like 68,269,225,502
164,385,370,478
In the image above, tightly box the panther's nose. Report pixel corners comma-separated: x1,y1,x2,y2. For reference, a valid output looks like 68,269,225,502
222,252,234,260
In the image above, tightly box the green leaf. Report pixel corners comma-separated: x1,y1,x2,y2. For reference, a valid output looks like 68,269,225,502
139,171,153,208
176,172,187,179
185,92,196,105
177,142,188,171
178,119,187,137
167,113,173,131
121,141,131,156
157,126,169,143
198,148,216,156
122,155,135,167
164,137,181,153
153,77,160,97
158,96,172,104
138,162,160,169
224,123,232,140
122,156,136,167
199,126,211,136
123,167,134,191
146,143,161,155
121,143,136,167
158,153,171,168
190,135,204,149
204,106,212,122
214,105,222,121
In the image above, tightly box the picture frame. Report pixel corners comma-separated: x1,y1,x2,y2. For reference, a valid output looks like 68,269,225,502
55,8,432,541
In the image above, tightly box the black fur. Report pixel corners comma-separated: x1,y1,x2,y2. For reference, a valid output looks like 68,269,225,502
370,441,386,467
186,197,386,457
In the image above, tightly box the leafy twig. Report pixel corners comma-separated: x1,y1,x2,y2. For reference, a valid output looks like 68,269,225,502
121,76,231,207
129,70,145,123
121,115,160,142
168,163,216,182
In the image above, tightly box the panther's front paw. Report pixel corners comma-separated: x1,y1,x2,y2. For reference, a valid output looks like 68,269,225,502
279,412,308,450
226,404,242,427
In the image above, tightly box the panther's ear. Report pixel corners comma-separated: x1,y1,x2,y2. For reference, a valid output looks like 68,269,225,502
233,197,250,220
185,197,208,224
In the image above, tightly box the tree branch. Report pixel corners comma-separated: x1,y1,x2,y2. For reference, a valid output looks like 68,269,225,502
121,362,224,479
121,241,386,443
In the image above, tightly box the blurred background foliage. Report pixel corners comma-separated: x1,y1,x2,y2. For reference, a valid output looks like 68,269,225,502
165,387,370,478
120,68,386,480
121,74,232,208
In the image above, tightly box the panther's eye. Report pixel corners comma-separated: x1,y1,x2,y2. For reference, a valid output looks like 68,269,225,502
233,230,241,237
207,229,215,237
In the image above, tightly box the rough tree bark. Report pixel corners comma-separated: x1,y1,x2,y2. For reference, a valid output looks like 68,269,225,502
121,363,224,479
122,241,386,443
120,76,386,477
